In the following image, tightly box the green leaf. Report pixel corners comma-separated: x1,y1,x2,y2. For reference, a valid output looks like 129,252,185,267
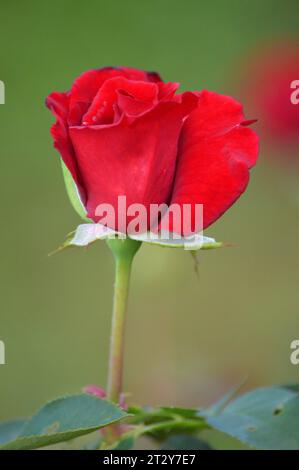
0,420,26,446
201,385,299,450
160,434,212,450
203,380,246,416
61,161,89,222
0,394,127,450
83,435,103,450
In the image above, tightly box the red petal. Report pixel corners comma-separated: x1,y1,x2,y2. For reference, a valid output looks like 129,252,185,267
69,92,198,231
68,68,120,125
160,90,259,234
158,82,180,100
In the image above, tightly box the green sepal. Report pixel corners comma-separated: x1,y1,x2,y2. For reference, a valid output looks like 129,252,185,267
61,160,90,222
59,223,222,252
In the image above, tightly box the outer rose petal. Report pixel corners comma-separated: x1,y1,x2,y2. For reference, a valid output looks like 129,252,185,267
46,92,87,204
69,92,198,232
160,90,259,234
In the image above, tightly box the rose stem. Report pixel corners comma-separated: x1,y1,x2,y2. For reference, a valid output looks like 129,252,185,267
106,237,141,403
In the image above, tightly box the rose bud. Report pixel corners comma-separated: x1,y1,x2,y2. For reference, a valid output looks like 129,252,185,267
46,67,258,236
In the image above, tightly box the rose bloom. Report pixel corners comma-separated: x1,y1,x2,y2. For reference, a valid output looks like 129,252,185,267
46,67,258,235
242,41,299,150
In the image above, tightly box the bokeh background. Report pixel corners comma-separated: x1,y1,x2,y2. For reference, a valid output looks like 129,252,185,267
1,0,299,448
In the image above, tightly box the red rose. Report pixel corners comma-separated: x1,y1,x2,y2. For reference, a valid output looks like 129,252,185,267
46,66,258,234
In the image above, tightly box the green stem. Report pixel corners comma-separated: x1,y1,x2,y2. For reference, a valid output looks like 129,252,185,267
106,238,141,403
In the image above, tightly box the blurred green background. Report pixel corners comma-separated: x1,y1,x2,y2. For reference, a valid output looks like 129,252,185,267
1,0,299,441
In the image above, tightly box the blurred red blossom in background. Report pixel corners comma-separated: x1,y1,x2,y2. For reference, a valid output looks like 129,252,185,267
241,40,299,153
